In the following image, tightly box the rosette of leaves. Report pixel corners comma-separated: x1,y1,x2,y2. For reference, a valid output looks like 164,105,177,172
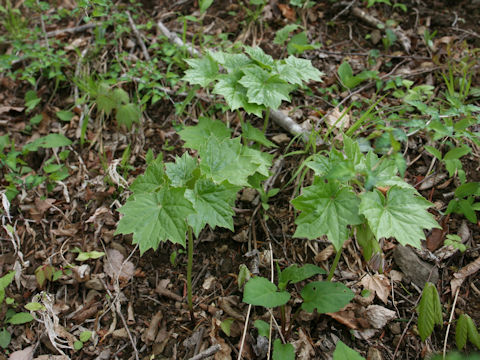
115,117,272,313
292,136,440,269
183,46,324,118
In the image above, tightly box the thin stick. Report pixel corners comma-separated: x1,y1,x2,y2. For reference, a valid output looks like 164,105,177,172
443,287,460,359
126,11,150,61
188,344,221,360
45,23,97,38
157,20,200,57
237,304,252,360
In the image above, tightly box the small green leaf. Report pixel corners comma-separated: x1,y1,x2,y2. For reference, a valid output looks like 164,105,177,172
454,183,480,198
301,281,354,313
359,187,440,249
56,110,75,122
24,134,72,152
242,122,277,148
185,179,240,236
292,179,362,251
274,24,300,45
25,302,45,311
165,153,198,187
444,146,471,160
243,277,290,308
277,55,324,86
456,314,468,350
254,319,270,338
0,328,11,349
424,146,442,160
179,117,232,150
74,340,83,350
112,88,130,105
278,264,326,290
130,155,166,194
238,264,251,289
239,68,292,110
220,319,234,336
79,330,92,342
116,103,141,129
115,187,195,254
458,199,477,223
244,46,274,68
333,341,365,360
7,312,34,325
273,339,295,360
183,55,219,87
466,314,480,349
417,282,443,341
0,271,15,290
76,251,105,261
96,83,116,115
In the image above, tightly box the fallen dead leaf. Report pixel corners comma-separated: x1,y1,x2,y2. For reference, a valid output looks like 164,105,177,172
293,328,315,360
104,248,135,284
360,274,390,304
9,346,34,360
451,256,480,296
278,4,296,21
325,107,350,130
365,305,396,329
0,106,24,114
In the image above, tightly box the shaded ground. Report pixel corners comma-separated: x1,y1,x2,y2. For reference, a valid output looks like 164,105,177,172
0,0,480,359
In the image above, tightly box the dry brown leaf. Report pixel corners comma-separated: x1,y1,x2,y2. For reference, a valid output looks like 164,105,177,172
315,245,335,262
293,328,315,360
365,305,396,329
0,106,24,114
360,274,390,304
278,4,296,21
451,256,480,296
104,248,135,283
325,107,350,130
9,346,34,360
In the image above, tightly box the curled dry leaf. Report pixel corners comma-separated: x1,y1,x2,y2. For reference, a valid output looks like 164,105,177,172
293,328,315,360
360,274,390,304
451,256,480,296
315,245,335,262
365,305,396,329
9,346,34,360
325,107,350,130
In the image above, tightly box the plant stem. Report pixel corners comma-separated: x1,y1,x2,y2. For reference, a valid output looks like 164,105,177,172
263,108,270,133
327,247,343,281
187,226,194,321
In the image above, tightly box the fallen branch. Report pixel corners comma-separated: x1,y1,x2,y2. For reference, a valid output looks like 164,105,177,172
188,344,221,360
126,11,151,61
157,20,200,57
45,23,97,38
351,7,411,53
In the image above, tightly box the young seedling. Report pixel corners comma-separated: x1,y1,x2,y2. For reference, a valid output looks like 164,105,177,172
292,135,441,275
116,117,272,319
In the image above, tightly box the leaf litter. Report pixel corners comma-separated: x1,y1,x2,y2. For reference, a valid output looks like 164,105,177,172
0,0,479,359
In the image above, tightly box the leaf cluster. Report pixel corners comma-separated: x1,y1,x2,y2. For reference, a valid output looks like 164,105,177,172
292,136,440,252
183,46,323,116
115,117,272,254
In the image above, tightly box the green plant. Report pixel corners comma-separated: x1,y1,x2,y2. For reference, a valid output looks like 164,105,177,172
0,271,34,349
445,182,480,223
337,62,378,90
115,117,272,315
425,144,470,184
333,341,365,359
417,282,443,341
291,136,440,277
183,46,323,129
74,330,92,351
444,234,467,253
0,133,72,201
243,263,353,358
456,314,480,351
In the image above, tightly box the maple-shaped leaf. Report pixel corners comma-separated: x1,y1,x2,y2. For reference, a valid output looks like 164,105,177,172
165,152,198,187
130,155,166,194
244,46,274,68
185,179,240,237
292,179,362,251
276,56,324,86
116,103,141,129
239,68,292,110
183,54,219,87
243,147,273,178
96,83,116,115
213,71,265,116
115,187,195,254
179,117,232,150
199,136,266,186
359,186,440,248
222,53,253,72
363,152,413,191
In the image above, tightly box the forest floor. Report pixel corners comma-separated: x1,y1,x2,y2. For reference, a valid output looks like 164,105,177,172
0,0,480,359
